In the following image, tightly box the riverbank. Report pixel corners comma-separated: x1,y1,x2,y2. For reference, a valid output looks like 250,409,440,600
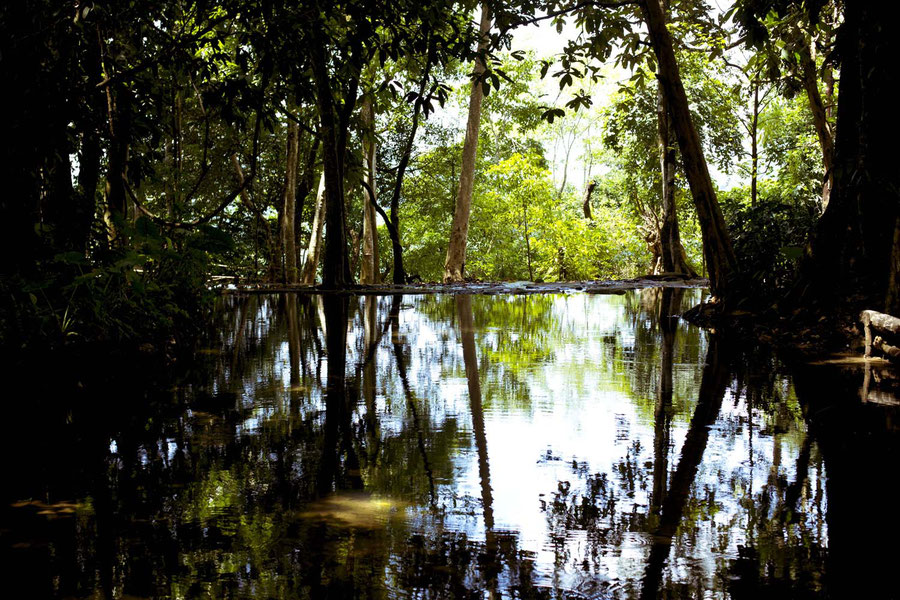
222,275,710,296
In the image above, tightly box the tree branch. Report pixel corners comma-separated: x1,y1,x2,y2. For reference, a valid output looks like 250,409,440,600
360,179,401,243
500,0,640,35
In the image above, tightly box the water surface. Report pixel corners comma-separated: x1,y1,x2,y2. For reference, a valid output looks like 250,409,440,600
4,289,898,598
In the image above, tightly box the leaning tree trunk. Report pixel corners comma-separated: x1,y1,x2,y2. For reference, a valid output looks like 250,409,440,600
443,4,491,283
656,51,697,277
642,0,738,298
282,121,300,283
301,173,326,284
799,39,834,210
360,96,380,284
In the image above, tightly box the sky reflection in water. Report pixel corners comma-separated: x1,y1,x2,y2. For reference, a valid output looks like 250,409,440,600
5,289,897,599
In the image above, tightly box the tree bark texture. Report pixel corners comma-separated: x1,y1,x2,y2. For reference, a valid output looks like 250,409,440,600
750,77,759,206
642,0,737,297
443,5,491,283
360,96,380,284
282,121,300,283
301,173,327,284
656,61,696,277
803,2,900,310
888,217,900,315
103,84,131,243
310,35,352,288
799,40,834,210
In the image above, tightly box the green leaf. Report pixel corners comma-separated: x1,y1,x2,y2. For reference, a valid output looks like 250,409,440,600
780,246,804,260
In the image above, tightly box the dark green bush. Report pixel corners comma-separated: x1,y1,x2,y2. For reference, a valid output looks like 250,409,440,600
721,185,819,304
1,217,231,358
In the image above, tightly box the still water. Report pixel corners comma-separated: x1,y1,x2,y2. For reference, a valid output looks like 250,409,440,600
3,289,899,598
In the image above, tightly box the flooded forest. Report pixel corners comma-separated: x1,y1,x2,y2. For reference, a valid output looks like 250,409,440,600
2,0,900,598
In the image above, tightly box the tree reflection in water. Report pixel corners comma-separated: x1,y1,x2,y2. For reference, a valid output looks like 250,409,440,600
2,290,896,598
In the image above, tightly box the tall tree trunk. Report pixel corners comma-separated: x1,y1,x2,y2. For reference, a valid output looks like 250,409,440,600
282,121,300,283
803,2,900,310
74,119,101,253
656,49,697,277
750,76,759,206
384,36,436,285
642,0,738,298
309,38,352,288
103,84,131,243
888,217,900,315
443,5,491,282
301,173,327,284
69,41,104,255
360,96,380,284
799,40,834,210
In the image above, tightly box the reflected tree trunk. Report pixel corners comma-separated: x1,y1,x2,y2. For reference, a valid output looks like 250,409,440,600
362,296,380,465
389,295,436,504
792,363,900,598
316,295,351,495
455,295,494,529
641,333,732,599
285,294,302,388
651,288,681,513
455,294,499,595
230,295,250,376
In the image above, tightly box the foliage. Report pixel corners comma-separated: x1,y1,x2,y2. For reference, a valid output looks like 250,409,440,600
758,95,823,200
720,184,818,301
0,0,867,357
1,218,228,355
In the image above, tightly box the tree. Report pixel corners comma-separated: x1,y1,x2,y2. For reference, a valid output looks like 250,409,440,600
803,2,900,312
732,0,839,210
281,121,300,283
444,5,492,283
641,0,738,297
359,95,380,284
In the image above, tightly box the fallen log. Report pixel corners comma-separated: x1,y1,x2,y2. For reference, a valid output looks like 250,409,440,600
874,337,900,360
861,310,900,360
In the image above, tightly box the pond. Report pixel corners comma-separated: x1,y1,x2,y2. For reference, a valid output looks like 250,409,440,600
3,289,898,599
